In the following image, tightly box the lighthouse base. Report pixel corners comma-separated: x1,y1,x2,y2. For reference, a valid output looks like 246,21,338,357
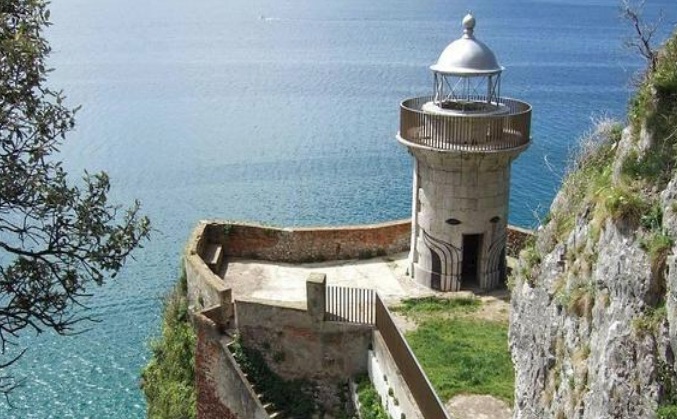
412,264,461,292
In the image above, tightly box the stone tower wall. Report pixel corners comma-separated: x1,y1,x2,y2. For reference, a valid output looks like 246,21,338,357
410,149,521,291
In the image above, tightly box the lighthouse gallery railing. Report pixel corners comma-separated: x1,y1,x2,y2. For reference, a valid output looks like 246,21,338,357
399,95,531,152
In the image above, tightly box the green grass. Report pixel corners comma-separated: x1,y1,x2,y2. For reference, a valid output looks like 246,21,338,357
406,318,513,402
141,270,197,419
355,374,389,419
546,121,620,242
641,230,674,268
395,297,513,403
658,405,677,419
603,185,649,226
393,296,480,317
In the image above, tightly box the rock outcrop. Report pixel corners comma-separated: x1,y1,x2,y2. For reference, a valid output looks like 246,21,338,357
510,33,677,419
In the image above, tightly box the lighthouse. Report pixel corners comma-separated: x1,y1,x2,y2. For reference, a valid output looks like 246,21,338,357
398,14,531,291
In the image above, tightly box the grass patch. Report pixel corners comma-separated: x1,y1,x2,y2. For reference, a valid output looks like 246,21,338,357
603,185,649,226
405,317,513,402
641,230,674,273
658,405,677,419
393,296,480,317
556,280,596,319
355,374,389,419
141,269,197,419
657,357,677,418
634,304,667,336
395,297,513,402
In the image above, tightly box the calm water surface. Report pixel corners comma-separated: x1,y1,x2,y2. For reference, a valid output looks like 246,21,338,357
2,0,675,417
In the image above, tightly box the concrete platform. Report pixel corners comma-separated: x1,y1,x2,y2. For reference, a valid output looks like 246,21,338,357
220,252,517,305
221,252,436,304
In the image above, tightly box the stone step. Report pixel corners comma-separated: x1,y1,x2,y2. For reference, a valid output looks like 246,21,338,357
203,243,223,272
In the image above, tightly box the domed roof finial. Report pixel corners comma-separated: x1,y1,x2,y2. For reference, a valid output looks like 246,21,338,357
430,13,502,75
462,13,476,37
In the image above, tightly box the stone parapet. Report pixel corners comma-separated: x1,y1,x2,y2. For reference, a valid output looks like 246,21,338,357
200,219,411,263
184,223,233,319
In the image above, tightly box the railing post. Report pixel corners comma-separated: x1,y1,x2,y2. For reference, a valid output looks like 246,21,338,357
306,273,326,322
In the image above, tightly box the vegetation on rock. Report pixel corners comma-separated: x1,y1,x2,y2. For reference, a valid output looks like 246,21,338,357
511,24,677,418
141,271,196,419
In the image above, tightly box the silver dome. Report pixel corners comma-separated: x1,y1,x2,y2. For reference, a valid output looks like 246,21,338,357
430,14,503,76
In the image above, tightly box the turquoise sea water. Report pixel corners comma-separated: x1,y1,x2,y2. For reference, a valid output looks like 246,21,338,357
1,0,675,417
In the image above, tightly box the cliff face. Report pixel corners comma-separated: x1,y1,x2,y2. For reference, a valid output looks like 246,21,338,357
510,33,677,419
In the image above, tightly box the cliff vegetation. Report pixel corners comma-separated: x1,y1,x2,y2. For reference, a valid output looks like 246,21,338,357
141,270,197,419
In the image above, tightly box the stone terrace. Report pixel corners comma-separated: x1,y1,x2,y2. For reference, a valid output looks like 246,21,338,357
220,252,434,304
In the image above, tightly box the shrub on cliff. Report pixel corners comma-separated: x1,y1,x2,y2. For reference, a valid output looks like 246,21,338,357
141,272,196,419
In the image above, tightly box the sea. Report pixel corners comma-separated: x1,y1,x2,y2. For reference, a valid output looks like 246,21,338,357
1,0,675,417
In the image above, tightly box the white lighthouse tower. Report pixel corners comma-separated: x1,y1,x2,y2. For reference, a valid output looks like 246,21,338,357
398,14,531,291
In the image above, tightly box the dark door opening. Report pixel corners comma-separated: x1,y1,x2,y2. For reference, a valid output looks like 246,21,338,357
461,234,483,288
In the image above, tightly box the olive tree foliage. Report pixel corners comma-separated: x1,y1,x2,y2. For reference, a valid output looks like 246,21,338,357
0,0,150,394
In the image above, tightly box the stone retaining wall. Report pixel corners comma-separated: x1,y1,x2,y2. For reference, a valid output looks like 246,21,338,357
236,297,372,410
193,310,268,419
369,331,424,419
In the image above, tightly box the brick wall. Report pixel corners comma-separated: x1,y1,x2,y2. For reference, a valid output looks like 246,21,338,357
203,220,411,263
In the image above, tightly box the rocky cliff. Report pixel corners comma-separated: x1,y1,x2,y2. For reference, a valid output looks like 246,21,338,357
510,32,677,419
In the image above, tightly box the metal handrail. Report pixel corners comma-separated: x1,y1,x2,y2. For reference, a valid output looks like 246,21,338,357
398,95,531,152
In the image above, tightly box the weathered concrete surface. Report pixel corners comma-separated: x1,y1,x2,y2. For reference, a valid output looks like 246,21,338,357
185,223,232,318
223,252,434,304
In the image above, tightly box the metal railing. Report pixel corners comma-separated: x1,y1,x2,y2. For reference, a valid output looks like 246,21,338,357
375,294,450,419
399,95,531,152
325,286,376,324
324,288,450,418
